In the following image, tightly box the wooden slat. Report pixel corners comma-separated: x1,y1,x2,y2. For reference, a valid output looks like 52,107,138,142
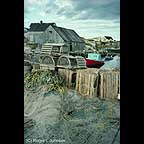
112,72,115,98
90,74,94,98
101,72,104,99
110,72,112,98
99,70,120,99
107,73,109,98
118,73,120,94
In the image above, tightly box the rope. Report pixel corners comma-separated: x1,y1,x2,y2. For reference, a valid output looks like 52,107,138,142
111,125,120,144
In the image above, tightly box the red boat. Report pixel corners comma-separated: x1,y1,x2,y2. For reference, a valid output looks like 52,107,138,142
85,58,104,68
85,53,104,68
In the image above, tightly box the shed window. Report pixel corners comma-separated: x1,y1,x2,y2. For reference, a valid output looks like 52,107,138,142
70,43,72,51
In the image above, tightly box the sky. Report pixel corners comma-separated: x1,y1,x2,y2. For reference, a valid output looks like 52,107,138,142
24,0,120,40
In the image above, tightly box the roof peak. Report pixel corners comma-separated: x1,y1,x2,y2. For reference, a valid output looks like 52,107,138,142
29,22,56,32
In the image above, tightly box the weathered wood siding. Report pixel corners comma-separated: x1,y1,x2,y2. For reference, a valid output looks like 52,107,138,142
47,26,85,52
27,32,47,45
72,42,85,52
46,26,64,43
45,26,70,52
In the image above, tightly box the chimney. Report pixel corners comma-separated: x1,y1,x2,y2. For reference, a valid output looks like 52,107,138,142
51,23,56,26
40,20,43,24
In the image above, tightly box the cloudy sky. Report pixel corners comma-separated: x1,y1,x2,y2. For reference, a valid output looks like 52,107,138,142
24,0,120,40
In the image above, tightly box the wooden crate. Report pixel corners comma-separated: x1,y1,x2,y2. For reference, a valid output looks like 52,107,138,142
75,68,100,98
40,64,55,70
33,64,40,70
99,70,120,99
75,68,120,99
58,69,76,88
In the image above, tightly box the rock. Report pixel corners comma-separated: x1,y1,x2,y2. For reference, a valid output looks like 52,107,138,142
100,56,120,70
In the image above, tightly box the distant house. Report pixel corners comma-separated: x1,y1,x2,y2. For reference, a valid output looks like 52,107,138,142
26,21,85,52
102,36,114,47
104,36,113,41
93,36,113,43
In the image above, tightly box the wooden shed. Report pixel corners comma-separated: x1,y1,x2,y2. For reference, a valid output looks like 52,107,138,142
26,21,85,52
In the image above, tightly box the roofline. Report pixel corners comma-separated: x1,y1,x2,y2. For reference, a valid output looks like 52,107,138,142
27,31,44,33
29,22,56,32
52,25,84,43
43,43,65,46
52,26,69,42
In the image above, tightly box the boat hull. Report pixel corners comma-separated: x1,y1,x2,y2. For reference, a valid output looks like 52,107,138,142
85,59,104,68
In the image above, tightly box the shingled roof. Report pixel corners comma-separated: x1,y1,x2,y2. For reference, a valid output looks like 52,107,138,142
53,26,84,43
29,21,56,32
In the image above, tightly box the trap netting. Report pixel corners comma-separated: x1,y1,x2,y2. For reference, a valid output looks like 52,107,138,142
24,86,120,144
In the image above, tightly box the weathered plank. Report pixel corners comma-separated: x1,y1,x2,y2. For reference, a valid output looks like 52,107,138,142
75,68,100,98
58,69,76,88
99,70,120,99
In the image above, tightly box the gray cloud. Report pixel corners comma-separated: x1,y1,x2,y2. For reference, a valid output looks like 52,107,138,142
113,19,120,23
45,0,120,20
72,0,120,20
45,0,58,14
24,0,29,13
56,7,76,18
24,0,47,14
